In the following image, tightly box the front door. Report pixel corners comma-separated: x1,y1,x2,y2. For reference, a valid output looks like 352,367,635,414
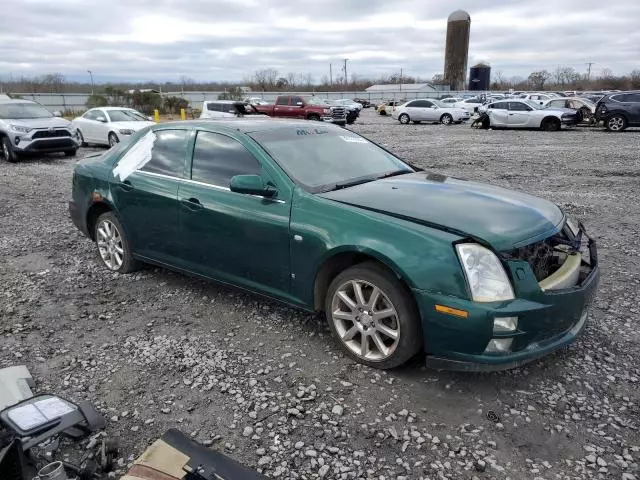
487,102,509,126
507,102,532,127
178,130,292,298
272,97,296,118
111,128,190,264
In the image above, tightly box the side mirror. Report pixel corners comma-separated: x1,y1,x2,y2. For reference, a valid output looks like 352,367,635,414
96,116,107,123
53,111,62,117
431,105,438,109
229,175,277,197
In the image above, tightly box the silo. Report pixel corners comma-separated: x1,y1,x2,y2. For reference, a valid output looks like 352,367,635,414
443,10,471,91
468,63,491,91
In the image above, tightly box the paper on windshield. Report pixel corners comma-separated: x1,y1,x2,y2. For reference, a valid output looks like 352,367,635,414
113,130,156,181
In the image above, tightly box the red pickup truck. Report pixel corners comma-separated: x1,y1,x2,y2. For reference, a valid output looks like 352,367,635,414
254,95,347,126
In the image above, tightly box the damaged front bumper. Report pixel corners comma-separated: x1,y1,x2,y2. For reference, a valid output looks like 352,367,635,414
416,231,599,372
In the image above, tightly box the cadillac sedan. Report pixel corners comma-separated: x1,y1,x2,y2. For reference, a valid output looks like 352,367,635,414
69,119,599,371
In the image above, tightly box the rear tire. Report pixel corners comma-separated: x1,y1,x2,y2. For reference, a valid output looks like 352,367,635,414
541,117,561,131
440,113,453,125
325,261,422,369
605,114,627,132
398,113,410,124
64,149,77,157
94,211,139,274
1,137,18,163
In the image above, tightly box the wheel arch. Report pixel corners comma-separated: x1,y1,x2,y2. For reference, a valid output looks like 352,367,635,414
312,247,417,312
541,115,561,126
86,201,115,240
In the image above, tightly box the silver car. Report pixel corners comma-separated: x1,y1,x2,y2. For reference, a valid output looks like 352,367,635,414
0,99,81,162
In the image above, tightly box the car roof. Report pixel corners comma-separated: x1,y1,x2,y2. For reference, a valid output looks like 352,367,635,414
204,100,240,104
154,118,345,134
92,106,138,111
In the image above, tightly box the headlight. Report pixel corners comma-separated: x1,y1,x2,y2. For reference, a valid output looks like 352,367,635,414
323,108,331,114
565,216,580,236
455,243,514,302
118,129,135,135
10,125,32,133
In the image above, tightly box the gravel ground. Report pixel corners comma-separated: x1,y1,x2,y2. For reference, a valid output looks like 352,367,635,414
1,109,639,479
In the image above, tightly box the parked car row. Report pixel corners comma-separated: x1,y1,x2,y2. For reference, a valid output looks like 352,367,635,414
386,90,640,132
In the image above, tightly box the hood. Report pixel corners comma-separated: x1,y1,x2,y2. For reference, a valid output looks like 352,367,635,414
8,116,72,129
109,120,155,130
318,172,564,251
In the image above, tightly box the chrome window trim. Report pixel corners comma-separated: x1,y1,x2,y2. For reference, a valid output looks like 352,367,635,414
134,170,286,204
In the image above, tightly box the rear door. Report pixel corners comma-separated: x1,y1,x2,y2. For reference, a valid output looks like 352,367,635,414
272,96,294,118
625,93,640,124
403,100,420,120
111,128,191,264
80,110,103,143
177,130,292,297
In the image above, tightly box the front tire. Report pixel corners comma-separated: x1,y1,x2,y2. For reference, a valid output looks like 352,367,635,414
605,114,627,132
307,114,321,121
64,148,77,157
398,113,410,124
440,113,453,125
94,212,139,273
2,137,18,163
108,132,119,147
541,117,561,131
325,262,422,369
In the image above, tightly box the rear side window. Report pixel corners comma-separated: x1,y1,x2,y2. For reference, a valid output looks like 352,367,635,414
490,102,509,109
84,110,101,120
406,101,418,107
414,100,433,108
206,103,221,111
191,132,261,188
139,130,188,177
276,97,289,106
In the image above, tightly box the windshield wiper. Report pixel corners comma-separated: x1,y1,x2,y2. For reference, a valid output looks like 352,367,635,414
376,169,412,180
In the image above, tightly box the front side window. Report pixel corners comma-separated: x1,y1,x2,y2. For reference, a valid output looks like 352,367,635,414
191,132,261,188
139,130,189,177
84,110,100,121
509,102,531,112
490,102,509,110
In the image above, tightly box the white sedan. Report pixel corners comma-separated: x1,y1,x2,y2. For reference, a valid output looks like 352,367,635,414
452,97,485,114
392,99,470,125
483,99,579,130
72,107,154,147
542,97,596,123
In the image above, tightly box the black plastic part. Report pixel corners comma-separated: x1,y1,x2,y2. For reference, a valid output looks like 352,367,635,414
160,429,266,480
0,440,24,480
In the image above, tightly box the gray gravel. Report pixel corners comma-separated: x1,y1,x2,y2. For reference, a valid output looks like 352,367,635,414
1,109,639,479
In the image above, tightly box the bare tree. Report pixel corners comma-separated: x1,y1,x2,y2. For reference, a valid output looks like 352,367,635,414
253,68,278,90
528,70,551,89
286,72,297,88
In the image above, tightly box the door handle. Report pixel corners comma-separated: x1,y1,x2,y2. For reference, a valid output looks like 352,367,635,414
118,180,134,191
180,197,203,211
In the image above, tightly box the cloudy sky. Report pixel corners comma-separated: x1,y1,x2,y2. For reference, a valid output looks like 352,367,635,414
2,0,639,83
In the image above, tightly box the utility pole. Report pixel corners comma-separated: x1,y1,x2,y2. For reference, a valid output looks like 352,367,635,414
586,62,594,82
87,70,95,94
329,64,333,87
343,58,348,92
399,67,403,94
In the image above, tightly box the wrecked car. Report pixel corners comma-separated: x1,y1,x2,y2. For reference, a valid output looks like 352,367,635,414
69,119,599,371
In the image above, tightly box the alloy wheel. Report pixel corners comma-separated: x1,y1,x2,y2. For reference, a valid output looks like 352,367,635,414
108,134,119,147
441,114,453,125
608,116,625,131
96,219,124,270
2,142,9,159
399,114,410,124
330,279,400,361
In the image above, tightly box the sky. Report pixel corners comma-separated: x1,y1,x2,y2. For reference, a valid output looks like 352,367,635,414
1,0,639,84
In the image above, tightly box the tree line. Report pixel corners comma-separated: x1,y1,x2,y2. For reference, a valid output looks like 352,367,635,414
1,67,639,94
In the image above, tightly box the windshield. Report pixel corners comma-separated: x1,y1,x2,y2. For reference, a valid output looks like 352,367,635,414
250,127,413,192
107,109,148,122
0,103,52,119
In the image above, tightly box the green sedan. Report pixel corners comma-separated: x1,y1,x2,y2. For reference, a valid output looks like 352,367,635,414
69,119,599,371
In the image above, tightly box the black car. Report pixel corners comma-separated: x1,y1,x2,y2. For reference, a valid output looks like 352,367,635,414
595,91,640,132
353,98,371,108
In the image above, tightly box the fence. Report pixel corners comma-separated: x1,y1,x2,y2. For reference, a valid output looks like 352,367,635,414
12,90,490,112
